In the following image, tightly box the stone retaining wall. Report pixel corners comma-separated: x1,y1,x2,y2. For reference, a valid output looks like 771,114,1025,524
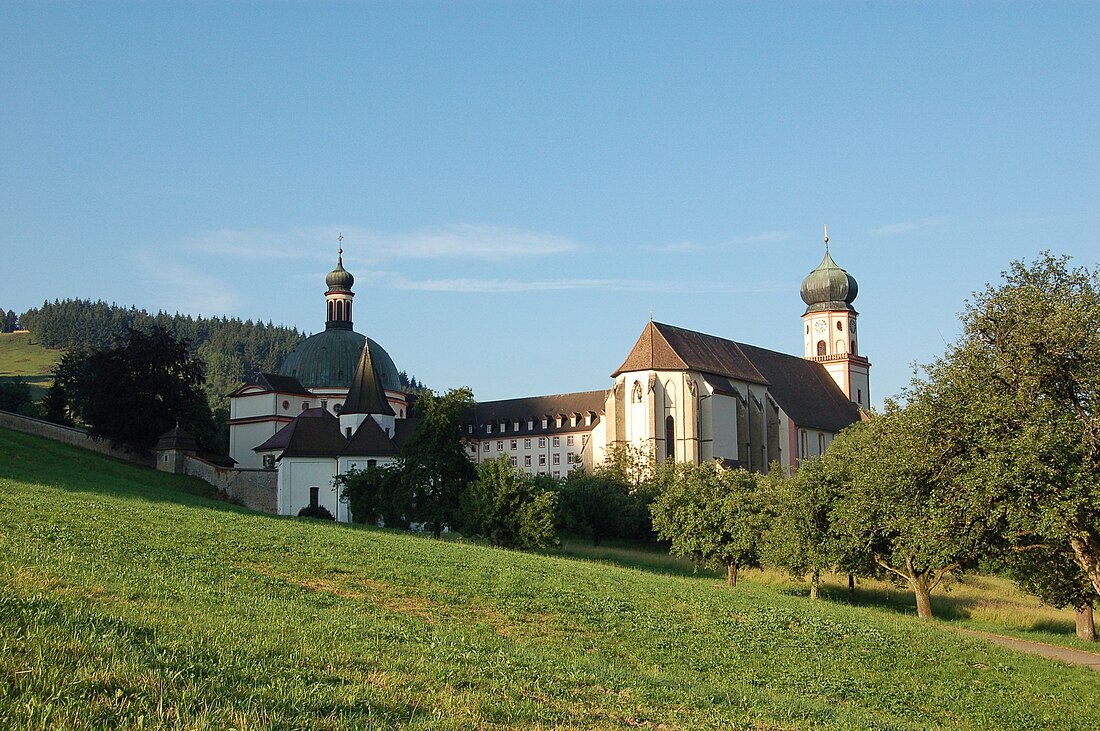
0,409,276,514
177,454,277,514
0,409,152,466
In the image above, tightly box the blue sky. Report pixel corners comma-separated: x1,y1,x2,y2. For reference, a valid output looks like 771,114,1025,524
2,2,1097,407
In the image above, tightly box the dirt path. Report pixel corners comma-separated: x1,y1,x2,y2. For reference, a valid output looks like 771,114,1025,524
958,629,1100,672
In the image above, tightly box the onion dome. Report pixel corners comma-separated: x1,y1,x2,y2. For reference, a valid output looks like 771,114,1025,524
325,251,354,291
800,250,858,314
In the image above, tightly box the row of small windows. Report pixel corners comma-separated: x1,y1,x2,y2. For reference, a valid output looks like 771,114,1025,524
478,435,577,450
476,414,592,434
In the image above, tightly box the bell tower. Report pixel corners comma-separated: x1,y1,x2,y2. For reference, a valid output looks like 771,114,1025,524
800,227,871,408
325,233,355,331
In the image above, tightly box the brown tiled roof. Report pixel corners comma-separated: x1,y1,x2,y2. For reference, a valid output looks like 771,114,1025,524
154,427,198,452
342,417,400,457
464,390,606,437
227,373,312,398
253,408,335,452
277,416,347,458
258,373,312,395
735,343,861,433
613,322,767,384
615,321,859,433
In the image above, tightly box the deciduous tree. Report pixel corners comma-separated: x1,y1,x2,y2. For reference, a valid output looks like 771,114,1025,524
459,455,559,549
401,387,477,538
649,461,769,588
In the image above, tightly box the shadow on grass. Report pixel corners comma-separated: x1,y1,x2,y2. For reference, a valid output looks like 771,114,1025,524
553,537,724,581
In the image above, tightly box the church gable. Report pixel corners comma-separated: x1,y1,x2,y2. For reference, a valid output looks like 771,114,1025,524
612,321,690,376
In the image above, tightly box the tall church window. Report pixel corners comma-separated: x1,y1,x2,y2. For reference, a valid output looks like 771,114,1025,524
851,339,857,355
327,301,334,321
346,302,352,321
631,381,643,403
665,415,675,462
816,341,827,357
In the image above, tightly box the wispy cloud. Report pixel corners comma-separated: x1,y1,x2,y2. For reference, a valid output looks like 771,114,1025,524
183,223,580,262
132,251,240,315
365,271,787,294
868,218,949,237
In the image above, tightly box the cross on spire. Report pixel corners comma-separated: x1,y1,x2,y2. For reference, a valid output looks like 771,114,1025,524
337,232,344,264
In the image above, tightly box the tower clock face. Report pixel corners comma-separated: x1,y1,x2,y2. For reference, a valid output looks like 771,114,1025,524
813,320,827,334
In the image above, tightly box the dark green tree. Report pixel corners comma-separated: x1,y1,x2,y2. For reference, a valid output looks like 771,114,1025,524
558,469,634,546
0,378,36,417
401,387,477,538
334,463,412,529
459,455,559,549
48,327,215,450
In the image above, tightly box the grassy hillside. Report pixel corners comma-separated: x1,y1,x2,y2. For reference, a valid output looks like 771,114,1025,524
0,332,61,400
1,428,1097,730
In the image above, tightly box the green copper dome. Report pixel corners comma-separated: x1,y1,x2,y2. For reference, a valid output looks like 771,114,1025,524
800,251,858,313
278,329,400,391
325,257,354,290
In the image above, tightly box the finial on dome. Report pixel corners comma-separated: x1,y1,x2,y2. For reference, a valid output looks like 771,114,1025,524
337,232,344,264
824,224,829,252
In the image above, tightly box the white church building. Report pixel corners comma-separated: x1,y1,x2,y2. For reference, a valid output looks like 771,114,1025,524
228,238,869,521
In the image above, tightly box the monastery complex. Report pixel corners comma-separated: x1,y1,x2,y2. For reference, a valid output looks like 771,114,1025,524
227,239,869,521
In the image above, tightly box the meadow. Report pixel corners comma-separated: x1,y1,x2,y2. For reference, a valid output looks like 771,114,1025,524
1,427,1098,730
0,332,61,400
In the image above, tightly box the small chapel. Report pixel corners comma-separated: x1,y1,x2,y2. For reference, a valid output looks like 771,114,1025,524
228,233,870,522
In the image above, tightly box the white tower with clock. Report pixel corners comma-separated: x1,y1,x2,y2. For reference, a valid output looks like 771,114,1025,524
799,230,871,409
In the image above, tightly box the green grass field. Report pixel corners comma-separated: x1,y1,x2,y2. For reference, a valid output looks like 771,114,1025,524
1,428,1098,730
556,541,1096,652
0,332,61,400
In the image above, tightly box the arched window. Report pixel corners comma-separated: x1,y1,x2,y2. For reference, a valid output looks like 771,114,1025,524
836,339,846,353
665,415,675,462
851,339,857,355
346,301,352,321
837,321,843,331
631,381,643,403
816,340,827,357
327,301,334,321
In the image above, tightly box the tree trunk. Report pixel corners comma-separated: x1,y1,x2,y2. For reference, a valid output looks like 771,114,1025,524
727,562,738,588
809,568,820,600
909,575,934,619
1076,603,1096,642
847,574,855,603
1068,532,1100,599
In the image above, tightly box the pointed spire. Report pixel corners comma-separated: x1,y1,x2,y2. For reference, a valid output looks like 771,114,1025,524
342,339,396,417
